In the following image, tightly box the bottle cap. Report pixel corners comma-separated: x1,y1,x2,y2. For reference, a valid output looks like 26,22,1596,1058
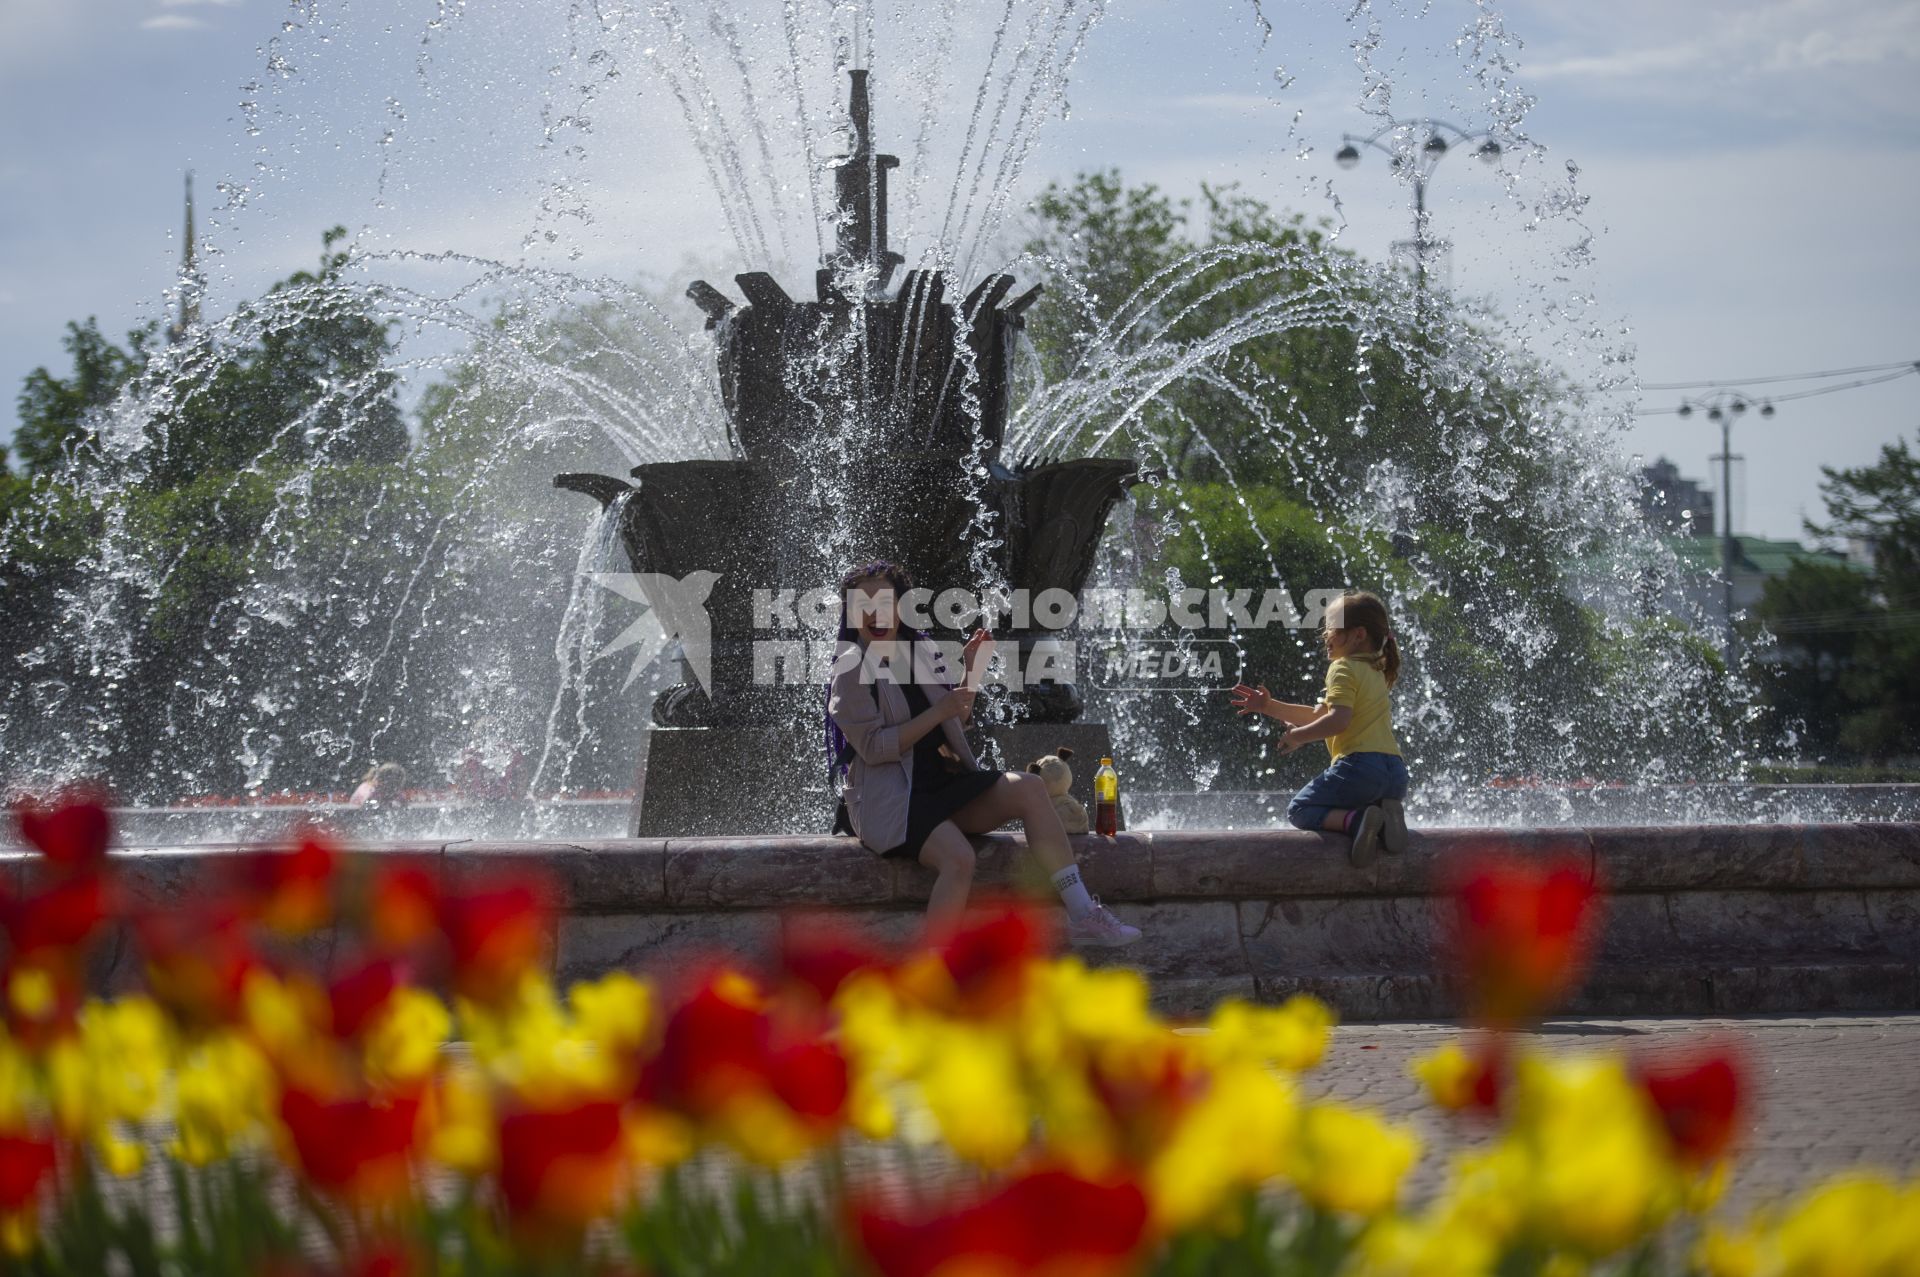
1099,756,1113,766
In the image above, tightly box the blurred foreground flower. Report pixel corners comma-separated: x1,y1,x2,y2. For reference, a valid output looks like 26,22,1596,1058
1447,851,1600,1027
1,794,1914,1275
855,1168,1150,1277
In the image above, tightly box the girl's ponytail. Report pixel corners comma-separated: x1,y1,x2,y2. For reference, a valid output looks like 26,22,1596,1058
1380,629,1401,688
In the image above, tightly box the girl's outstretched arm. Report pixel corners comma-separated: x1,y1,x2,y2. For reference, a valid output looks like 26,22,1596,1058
1279,705,1354,752
1230,683,1322,725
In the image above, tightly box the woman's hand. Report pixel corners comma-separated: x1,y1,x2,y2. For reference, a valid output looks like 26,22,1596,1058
961,628,995,688
939,685,977,722
1230,682,1273,717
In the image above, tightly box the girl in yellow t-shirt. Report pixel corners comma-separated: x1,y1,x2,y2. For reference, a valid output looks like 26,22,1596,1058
1229,590,1408,866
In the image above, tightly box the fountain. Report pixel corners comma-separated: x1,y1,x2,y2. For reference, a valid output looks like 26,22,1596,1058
556,70,1137,837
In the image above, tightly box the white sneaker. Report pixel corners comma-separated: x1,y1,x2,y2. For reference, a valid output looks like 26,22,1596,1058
1068,899,1142,948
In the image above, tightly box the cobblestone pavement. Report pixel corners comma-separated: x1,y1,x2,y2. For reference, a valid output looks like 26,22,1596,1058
1305,1017,1920,1211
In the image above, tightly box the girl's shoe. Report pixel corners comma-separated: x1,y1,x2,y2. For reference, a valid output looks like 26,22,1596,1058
1068,899,1143,947
1348,806,1385,868
1381,799,1408,854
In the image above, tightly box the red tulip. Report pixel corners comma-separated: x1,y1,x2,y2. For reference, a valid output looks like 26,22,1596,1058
367,864,440,952
279,1087,422,1201
1087,1043,1209,1158
12,795,112,872
778,917,891,1003
231,832,339,934
855,1168,1150,1277
328,957,403,1040
0,1129,58,1213
770,1039,850,1121
1634,1045,1746,1165
1447,852,1600,1027
639,974,776,1116
138,905,261,1028
636,972,848,1130
495,1099,624,1226
437,877,553,1003
938,903,1053,1014
2,871,110,956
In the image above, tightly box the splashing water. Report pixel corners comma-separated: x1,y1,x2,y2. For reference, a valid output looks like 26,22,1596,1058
0,1,1789,839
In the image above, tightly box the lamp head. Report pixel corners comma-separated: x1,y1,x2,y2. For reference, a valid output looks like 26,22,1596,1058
1335,143,1361,169
1477,139,1502,162
1677,404,1694,418
1423,133,1449,155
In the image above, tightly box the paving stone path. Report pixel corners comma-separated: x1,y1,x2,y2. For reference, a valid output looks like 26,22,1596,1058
1307,1016,1920,1212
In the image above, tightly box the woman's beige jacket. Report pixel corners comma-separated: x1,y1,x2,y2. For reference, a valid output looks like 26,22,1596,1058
827,637,983,853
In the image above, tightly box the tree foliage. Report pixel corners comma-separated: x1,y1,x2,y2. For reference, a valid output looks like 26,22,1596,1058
1756,437,1920,760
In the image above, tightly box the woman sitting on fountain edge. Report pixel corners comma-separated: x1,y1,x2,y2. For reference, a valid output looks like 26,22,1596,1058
826,559,1142,948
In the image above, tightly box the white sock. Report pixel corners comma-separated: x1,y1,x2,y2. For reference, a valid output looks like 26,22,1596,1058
1051,864,1095,921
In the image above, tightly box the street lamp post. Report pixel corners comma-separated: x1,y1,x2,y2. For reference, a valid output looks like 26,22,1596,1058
1676,391,1777,661
1335,118,1502,305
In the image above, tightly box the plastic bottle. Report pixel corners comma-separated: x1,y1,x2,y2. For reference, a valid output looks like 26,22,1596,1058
1093,756,1118,837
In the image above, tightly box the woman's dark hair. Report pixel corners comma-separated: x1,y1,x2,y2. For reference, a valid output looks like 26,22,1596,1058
826,559,917,782
834,559,915,641
1331,590,1401,688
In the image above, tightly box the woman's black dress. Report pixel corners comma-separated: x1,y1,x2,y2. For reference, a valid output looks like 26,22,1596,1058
832,681,1002,857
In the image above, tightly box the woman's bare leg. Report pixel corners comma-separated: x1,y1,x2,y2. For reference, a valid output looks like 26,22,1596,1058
952,772,1075,875
917,821,976,943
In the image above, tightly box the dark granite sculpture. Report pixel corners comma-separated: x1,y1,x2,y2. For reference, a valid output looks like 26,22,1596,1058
557,70,1137,835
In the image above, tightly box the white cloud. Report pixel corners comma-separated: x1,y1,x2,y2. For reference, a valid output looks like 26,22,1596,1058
1522,0,1920,83
140,14,206,30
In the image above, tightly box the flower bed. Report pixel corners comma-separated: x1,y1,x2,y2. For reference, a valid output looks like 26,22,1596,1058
0,797,1915,1275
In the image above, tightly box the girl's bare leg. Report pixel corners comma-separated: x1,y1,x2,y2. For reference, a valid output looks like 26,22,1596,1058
917,821,976,943
1322,808,1351,833
952,772,1075,874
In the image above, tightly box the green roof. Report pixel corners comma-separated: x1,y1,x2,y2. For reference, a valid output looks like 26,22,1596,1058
1664,534,1862,577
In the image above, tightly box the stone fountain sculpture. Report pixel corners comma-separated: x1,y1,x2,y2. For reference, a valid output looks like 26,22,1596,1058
557,70,1137,836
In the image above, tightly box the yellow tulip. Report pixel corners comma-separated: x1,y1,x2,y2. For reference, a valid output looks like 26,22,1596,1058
1353,1213,1499,1277
568,971,652,1054
169,1033,274,1165
1696,1221,1768,1277
1148,1063,1296,1230
1292,1100,1420,1218
427,1060,496,1174
916,1024,1030,1167
363,987,452,1089
1774,1173,1914,1277
1505,1056,1679,1256
1204,994,1335,1072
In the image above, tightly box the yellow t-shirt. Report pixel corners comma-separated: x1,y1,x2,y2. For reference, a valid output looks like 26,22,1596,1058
1318,655,1401,762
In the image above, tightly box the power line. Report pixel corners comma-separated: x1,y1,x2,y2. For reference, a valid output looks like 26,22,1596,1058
1632,365,1920,416
1639,359,1919,391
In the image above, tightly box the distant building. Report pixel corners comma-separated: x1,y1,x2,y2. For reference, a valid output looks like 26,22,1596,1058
1667,534,1864,631
1639,457,1714,536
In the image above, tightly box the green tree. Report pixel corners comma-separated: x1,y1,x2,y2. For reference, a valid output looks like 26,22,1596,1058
1758,437,1920,760
145,227,409,488
1028,171,1718,786
12,318,148,474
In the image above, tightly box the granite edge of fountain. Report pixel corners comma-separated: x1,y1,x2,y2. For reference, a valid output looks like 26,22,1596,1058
7,822,1918,909
12,825,1918,1019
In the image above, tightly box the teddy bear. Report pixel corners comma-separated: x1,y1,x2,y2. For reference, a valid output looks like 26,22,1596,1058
1027,746,1088,834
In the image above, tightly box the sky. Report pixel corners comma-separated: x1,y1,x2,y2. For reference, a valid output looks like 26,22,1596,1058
2,0,1916,541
